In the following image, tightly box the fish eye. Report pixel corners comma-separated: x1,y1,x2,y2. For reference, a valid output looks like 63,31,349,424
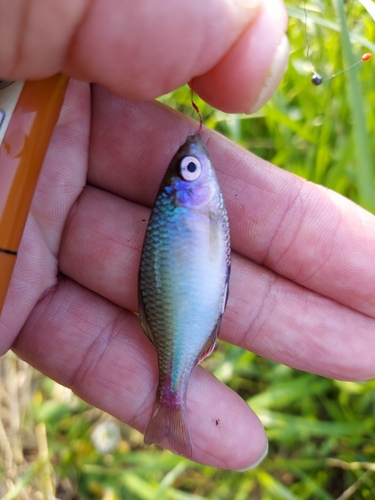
180,156,202,181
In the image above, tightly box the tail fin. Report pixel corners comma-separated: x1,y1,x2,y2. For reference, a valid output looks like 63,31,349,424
144,403,192,458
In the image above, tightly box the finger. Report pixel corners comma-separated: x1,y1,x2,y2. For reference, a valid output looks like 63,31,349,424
0,0,281,113
13,278,268,470
87,91,375,317
59,186,375,381
0,0,89,78
192,0,289,113
30,80,90,255
60,185,144,313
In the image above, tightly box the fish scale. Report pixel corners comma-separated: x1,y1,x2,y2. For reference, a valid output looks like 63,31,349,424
138,134,230,457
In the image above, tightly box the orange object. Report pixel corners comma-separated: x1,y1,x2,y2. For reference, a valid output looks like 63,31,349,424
361,53,372,62
0,74,69,314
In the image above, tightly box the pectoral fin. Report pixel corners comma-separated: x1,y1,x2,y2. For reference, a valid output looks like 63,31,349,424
138,289,154,344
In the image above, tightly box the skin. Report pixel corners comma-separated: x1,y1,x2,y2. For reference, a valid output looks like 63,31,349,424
1,0,375,471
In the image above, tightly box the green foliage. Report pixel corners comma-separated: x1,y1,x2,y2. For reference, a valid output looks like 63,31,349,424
2,1,375,498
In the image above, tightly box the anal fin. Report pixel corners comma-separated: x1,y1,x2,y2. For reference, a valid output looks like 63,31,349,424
138,289,154,344
198,339,217,363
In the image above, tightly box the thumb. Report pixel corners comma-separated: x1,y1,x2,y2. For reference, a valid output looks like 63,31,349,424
0,0,287,113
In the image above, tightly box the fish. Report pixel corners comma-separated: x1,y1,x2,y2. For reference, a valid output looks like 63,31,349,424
138,133,231,458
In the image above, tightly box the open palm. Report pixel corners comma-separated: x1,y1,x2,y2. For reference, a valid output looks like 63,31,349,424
1,81,375,470
1,0,375,471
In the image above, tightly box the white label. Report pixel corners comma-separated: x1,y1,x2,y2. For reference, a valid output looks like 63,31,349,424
0,81,25,146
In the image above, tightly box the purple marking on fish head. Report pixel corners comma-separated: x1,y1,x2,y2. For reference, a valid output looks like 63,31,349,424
162,134,218,209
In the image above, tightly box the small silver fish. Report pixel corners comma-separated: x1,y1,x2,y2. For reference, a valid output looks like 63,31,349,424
138,133,230,457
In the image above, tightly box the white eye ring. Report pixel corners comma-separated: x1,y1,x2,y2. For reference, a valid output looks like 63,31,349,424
180,156,202,181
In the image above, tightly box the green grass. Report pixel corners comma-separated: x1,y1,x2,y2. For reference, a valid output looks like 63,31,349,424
1,0,375,498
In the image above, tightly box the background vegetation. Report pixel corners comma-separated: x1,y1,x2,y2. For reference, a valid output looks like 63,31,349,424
1,0,375,498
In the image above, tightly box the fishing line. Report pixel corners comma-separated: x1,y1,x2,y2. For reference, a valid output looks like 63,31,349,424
303,1,372,85
190,87,203,135
303,1,316,75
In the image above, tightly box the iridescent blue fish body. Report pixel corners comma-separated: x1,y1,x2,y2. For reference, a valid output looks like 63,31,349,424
138,134,231,457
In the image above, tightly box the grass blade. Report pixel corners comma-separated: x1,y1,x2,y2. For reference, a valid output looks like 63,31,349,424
357,0,375,21
286,5,375,52
333,0,375,211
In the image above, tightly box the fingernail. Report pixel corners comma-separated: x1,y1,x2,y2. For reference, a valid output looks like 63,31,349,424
231,0,263,25
246,33,289,114
236,439,269,472
233,0,262,10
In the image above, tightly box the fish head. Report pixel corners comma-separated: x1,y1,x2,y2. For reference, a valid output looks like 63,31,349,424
162,134,218,208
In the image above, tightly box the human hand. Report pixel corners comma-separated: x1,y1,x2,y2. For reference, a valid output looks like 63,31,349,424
4,0,375,472
1,80,374,469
